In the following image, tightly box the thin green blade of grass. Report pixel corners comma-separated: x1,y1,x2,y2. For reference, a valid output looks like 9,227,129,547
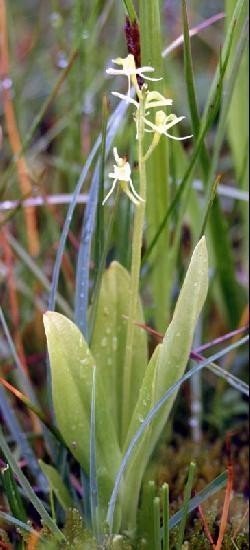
153,496,161,550
169,471,227,530
176,462,196,549
182,0,208,167
1,463,27,524
94,96,108,281
201,0,246,126
106,335,248,529
198,175,221,240
138,480,156,547
0,387,47,491
161,483,169,550
207,362,249,396
122,0,138,22
139,0,170,330
0,426,65,541
74,162,100,339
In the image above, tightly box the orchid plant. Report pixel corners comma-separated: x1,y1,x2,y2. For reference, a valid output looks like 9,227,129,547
43,53,208,541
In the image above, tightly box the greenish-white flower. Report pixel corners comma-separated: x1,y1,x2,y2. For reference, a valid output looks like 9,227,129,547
144,110,192,140
106,54,161,96
103,147,144,206
143,110,192,161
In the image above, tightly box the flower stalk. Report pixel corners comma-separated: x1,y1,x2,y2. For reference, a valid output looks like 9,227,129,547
121,86,147,445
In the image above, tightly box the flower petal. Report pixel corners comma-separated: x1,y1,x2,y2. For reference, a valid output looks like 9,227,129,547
112,92,139,107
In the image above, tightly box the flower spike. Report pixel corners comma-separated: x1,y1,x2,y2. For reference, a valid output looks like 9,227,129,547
103,148,144,206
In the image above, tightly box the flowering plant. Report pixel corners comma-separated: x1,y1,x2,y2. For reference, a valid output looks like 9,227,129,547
44,53,208,539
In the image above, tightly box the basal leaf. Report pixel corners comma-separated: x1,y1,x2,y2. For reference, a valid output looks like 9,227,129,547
121,237,208,531
43,312,121,515
90,261,148,447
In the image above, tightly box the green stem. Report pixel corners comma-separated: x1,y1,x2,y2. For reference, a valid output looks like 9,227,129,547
121,93,146,445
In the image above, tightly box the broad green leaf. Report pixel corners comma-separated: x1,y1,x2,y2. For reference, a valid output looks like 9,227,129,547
90,261,148,447
121,237,208,531
39,460,73,511
43,312,121,514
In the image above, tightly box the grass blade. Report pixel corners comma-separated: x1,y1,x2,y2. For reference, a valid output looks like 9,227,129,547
169,471,228,529
122,0,138,22
74,162,100,339
198,175,220,239
153,496,161,550
162,483,169,550
93,96,108,283
138,481,156,546
1,463,27,523
176,462,196,549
